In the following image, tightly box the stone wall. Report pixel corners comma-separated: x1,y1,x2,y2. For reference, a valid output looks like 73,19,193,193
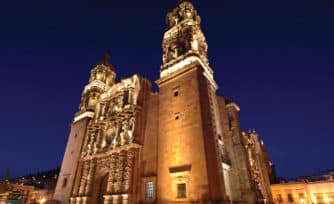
53,117,91,204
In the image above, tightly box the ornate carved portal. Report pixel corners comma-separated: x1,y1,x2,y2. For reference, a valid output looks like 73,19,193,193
72,149,138,204
71,74,143,204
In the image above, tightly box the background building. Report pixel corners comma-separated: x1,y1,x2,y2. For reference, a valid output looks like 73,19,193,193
53,1,274,204
271,171,334,204
0,168,58,204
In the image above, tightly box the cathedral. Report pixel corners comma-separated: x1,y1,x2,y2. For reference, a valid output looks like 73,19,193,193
53,1,274,204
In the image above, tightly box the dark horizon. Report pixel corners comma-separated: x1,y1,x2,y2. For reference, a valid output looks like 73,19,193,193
0,0,333,179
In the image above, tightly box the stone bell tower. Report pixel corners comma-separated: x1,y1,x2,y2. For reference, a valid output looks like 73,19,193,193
156,1,227,203
78,53,116,113
53,53,116,204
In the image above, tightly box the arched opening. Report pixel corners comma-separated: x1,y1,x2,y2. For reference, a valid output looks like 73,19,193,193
96,173,109,204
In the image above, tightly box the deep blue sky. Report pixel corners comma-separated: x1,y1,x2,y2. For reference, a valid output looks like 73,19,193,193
0,0,333,179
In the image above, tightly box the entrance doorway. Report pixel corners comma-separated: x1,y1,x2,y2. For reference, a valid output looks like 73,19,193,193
97,173,108,204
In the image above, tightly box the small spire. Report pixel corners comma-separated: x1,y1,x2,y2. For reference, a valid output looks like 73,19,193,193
174,0,193,9
103,50,111,64
97,50,115,71
179,0,191,3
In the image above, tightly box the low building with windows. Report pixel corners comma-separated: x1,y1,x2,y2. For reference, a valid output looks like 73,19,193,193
271,173,334,204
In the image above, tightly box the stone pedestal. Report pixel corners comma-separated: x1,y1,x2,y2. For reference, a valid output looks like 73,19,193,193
103,195,113,204
112,195,121,204
69,197,77,204
121,194,129,204
80,197,93,204
73,197,84,204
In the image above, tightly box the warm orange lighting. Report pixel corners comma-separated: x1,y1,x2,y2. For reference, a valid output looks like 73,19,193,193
40,197,46,204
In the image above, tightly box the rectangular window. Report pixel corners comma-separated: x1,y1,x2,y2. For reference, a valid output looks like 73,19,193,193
175,112,180,120
146,181,154,200
173,87,180,97
62,177,68,188
287,193,294,202
177,183,186,198
277,194,283,202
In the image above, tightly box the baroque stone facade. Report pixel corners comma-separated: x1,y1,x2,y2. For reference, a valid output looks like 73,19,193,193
53,1,273,204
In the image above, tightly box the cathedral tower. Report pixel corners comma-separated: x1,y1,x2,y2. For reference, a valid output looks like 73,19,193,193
156,1,227,203
53,53,116,204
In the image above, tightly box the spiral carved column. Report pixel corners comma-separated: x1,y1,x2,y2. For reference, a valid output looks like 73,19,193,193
123,150,135,193
106,155,117,194
113,153,122,194
79,162,89,196
85,159,96,196
73,162,84,197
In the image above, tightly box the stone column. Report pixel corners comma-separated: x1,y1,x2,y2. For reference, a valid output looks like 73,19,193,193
85,159,96,196
95,128,104,151
123,150,135,193
73,162,84,197
119,152,126,193
113,153,122,194
106,155,117,194
79,162,89,196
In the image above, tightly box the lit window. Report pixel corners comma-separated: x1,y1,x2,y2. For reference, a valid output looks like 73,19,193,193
177,183,186,198
146,181,154,200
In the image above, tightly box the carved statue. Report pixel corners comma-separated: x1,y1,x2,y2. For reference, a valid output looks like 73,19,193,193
100,103,106,119
104,126,116,148
121,120,129,145
173,15,179,25
128,117,135,142
132,76,141,105
114,125,122,147
168,45,178,61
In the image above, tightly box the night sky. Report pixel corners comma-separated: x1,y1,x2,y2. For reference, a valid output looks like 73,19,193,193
0,0,333,179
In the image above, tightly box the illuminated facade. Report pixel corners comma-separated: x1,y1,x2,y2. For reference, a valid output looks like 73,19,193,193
53,1,273,204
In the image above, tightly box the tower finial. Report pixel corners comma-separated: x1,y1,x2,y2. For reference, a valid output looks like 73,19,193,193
103,49,111,64
96,49,115,71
